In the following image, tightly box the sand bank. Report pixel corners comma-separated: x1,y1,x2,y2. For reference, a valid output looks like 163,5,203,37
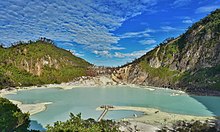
10,100,52,115
0,88,52,116
97,106,214,127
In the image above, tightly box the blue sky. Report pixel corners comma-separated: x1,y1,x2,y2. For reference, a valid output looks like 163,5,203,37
0,0,220,66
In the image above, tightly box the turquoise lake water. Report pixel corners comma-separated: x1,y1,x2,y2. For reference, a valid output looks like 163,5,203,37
4,86,220,130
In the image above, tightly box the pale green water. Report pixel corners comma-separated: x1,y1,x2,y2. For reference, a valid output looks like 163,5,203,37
4,86,220,130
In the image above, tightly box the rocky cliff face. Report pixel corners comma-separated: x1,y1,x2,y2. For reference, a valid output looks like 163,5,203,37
14,55,60,76
112,9,220,93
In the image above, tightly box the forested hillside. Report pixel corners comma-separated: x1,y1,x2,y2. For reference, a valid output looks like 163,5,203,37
0,38,91,89
112,9,220,94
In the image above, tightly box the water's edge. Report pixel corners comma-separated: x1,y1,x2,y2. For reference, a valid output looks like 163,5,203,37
2,85,219,131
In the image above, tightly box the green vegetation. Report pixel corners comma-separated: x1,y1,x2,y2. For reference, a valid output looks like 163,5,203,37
0,39,91,89
139,61,180,83
0,72,13,89
188,9,220,33
0,97,30,132
182,65,220,90
158,41,179,61
46,113,120,132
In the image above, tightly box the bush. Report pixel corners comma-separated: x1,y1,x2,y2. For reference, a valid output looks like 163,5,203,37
46,113,121,132
0,97,30,132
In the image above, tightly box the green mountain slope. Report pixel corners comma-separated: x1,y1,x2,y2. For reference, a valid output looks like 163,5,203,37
112,9,220,94
0,39,91,89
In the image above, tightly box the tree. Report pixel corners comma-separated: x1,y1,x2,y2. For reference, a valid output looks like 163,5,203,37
46,113,121,132
0,98,30,132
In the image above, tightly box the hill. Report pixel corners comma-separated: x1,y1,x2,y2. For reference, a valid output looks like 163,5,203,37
112,9,220,95
0,39,91,89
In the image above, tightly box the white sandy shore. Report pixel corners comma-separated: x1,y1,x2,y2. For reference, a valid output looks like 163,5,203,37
0,75,186,98
0,76,121,95
10,100,52,115
97,106,215,127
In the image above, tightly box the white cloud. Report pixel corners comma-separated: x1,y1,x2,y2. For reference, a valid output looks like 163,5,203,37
93,50,111,57
172,0,191,8
161,26,177,32
114,49,149,58
93,48,152,60
119,29,154,39
195,5,220,14
109,46,125,50
177,16,193,24
61,42,74,47
139,39,156,45
0,0,157,56
69,50,84,57
182,19,193,24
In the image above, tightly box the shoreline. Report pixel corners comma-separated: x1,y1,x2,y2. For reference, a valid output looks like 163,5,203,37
0,75,187,97
0,81,218,131
0,75,219,97
10,99,52,116
97,106,215,127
